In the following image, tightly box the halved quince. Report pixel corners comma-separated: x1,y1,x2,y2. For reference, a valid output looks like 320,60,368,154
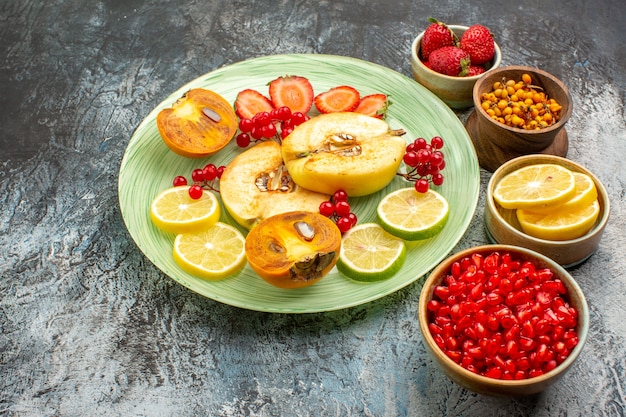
281,112,407,196
245,211,341,289
156,88,238,158
219,141,329,230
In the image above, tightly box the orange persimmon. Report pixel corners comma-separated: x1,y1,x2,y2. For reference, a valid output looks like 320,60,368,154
245,211,342,289
156,88,238,158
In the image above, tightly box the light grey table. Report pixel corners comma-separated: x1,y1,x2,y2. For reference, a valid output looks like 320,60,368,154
1,1,625,416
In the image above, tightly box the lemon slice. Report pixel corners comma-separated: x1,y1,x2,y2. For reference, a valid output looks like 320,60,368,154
173,222,247,280
516,200,600,241
337,223,406,282
377,188,449,240
522,172,598,214
492,164,576,210
150,186,220,234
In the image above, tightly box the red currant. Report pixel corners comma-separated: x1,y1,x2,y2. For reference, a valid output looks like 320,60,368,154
239,118,254,133
191,168,204,183
319,201,335,217
415,179,429,193
216,165,225,179
173,175,187,187
253,111,271,128
250,126,263,140
414,137,428,149
261,123,277,139
432,173,445,186
202,164,218,181
280,127,293,139
403,151,419,167
336,216,353,233
291,112,308,126
188,184,203,199
236,132,251,147
346,212,358,227
275,106,292,121
332,189,349,202
431,136,444,149
334,200,351,217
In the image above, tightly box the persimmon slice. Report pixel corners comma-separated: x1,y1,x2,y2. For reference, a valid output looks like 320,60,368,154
245,211,341,289
156,88,238,158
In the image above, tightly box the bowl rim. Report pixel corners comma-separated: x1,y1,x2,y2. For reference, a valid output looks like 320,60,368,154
472,65,573,135
410,25,502,81
486,154,611,247
418,243,590,388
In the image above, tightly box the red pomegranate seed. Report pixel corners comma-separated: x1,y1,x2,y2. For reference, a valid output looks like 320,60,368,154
519,336,536,352
427,299,441,312
427,250,580,380
429,323,443,335
451,261,462,278
484,367,503,379
498,277,513,293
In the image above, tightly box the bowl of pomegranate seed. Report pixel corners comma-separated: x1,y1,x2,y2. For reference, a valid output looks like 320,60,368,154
484,154,610,268
418,244,589,396
465,66,573,172
410,20,502,109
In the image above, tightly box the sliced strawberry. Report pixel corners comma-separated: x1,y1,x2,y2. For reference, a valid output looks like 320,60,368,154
353,94,389,119
268,75,314,114
234,89,275,120
314,86,361,114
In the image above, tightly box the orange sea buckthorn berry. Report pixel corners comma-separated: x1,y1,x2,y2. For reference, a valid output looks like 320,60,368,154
522,73,532,84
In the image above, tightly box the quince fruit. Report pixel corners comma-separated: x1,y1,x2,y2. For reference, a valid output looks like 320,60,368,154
220,141,329,230
281,112,406,197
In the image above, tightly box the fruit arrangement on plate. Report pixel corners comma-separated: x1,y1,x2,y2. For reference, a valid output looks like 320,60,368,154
118,54,480,313
150,73,452,289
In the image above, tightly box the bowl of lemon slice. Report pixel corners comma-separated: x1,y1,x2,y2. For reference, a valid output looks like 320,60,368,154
484,154,610,267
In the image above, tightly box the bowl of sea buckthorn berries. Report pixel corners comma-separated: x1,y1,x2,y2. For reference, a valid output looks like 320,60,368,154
465,66,573,172
418,244,589,396
410,19,502,109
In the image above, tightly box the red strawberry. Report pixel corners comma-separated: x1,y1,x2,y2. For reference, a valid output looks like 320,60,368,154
467,65,486,77
420,18,456,61
314,85,360,114
268,75,314,114
353,94,389,119
428,46,471,77
460,24,495,65
234,89,275,120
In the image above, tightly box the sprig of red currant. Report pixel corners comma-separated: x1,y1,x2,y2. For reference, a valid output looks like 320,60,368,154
236,106,310,147
172,163,226,199
318,189,358,233
397,136,446,193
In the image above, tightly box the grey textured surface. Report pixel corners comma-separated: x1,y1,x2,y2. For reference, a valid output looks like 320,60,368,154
1,0,625,416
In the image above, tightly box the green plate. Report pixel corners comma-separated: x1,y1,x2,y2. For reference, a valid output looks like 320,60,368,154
118,54,479,313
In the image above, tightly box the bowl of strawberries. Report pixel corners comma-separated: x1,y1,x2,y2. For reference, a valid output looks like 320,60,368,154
410,18,502,109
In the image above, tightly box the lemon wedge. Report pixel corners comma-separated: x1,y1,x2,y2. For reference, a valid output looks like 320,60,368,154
337,223,406,282
516,200,600,241
522,171,598,214
150,186,220,234
377,188,449,240
493,164,576,210
173,222,247,280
